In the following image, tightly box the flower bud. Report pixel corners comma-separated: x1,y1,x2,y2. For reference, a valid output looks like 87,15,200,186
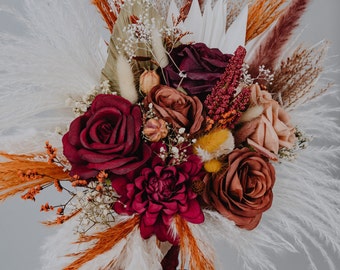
140,70,160,94
143,118,168,142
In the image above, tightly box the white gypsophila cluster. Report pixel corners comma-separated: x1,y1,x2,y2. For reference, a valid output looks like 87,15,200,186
241,63,274,86
158,127,199,166
142,103,197,165
114,0,169,63
257,65,274,84
73,181,117,234
65,80,116,116
241,63,254,85
279,128,311,161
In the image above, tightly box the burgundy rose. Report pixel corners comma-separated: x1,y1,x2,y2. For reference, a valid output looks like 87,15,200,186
144,85,204,134
112,150,204,243
163,43,231,97
62,94,151,179
202,148,275,230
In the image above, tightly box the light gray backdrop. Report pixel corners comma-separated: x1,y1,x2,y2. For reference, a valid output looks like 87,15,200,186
0,0,339,269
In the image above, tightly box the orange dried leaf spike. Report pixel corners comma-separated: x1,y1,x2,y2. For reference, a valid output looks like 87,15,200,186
92,0,123,33
0,152,70,201
64,215,140,270
175,215,215,270
42,208,82,226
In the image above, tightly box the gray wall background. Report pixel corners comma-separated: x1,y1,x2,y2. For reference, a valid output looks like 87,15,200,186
0,0,339,269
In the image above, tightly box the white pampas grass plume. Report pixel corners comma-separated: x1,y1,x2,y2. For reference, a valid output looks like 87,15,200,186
151,28,169,68
116,55,139,103
114,230,163,270
0,0,108,153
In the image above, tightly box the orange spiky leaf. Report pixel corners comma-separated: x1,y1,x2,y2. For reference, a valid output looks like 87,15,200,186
0,152,70,201
175,215,215,270
92,0,124,33
42,209,82,226
63,215,140,270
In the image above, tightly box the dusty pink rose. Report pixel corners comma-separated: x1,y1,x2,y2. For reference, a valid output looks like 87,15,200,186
112,148,204,244
144,85,204,134
62,94,152,179
235,84,296,159
202,148,275,230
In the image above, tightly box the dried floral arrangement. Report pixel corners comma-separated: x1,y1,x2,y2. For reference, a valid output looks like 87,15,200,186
0,0,339,269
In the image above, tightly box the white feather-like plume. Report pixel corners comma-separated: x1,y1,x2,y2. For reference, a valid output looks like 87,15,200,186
1,0,339,270
0,0,108,153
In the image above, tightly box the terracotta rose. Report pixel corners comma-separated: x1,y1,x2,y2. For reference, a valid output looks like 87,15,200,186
144,85,204,134
235,84,296,160
202,148,275,230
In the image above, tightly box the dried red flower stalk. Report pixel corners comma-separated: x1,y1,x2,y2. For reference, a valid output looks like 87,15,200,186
204,46,250,129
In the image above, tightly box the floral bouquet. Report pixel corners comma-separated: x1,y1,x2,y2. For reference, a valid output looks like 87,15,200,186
0,0,339,269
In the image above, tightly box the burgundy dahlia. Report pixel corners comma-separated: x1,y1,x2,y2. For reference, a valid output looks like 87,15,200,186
112,152,204,243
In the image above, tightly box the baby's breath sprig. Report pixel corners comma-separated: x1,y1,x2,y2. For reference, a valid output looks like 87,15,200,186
73,175,118,234
241,63,274,86
279,127,310,160
66,80,116,116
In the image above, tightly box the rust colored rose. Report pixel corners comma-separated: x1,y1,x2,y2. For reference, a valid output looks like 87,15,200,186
202,148,275,230
144,85,204,134
235,84,296,159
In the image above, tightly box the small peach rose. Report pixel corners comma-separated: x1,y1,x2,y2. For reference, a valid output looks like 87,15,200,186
143,118,168,142
140,70,160,95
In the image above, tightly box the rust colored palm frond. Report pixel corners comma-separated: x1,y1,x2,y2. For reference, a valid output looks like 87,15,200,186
175,216,215,270
92,0,124,33
246,0,287,42
0,152,70,201
269,42,329,109
64,215,140,270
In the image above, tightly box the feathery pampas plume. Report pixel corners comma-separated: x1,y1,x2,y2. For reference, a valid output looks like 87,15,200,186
0,0,108,153
152,28,169,68
116,55,139,103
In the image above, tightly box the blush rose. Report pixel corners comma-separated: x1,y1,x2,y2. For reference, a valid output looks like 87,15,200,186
235,84,296,159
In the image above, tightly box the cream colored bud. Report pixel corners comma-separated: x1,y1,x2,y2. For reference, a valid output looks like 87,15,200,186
140,70,160,94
